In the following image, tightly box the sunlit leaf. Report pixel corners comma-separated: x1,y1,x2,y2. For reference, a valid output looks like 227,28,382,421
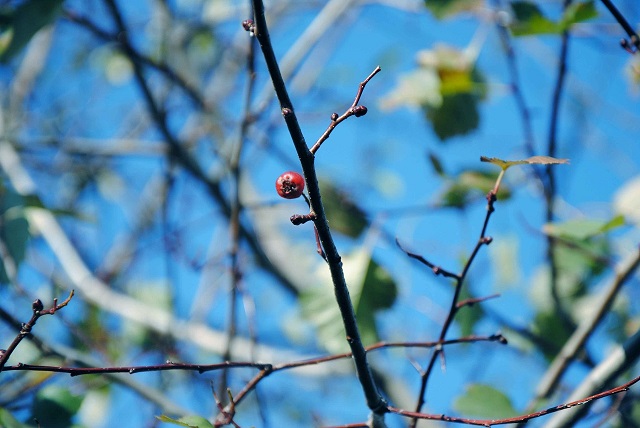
319,181,369,238
383,45,486,141
614,175,640,225
560,1,598,30
379,68,441,110
156,415,214,428
543,215,625,241
510,1,558,36
480,155,569,170
510,0,597,36
423,0,483,19
454,384,518,418
300,249,397,353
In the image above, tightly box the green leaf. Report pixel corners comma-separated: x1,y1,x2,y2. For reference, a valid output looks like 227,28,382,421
510,1,559,36
423,0,483,19
319,181,368,238
382,45,487,140
510,1,598,36
456,285,484,337
31,385,83,428
0,0,63,62
560,1,598,31
543,215,625,241
426,92,480,140
437,170,511,208
532,310,573,360
0,188,30,283
379,68,441,110
156,415,214,428
480,155,569,170
454,384,518,419
300,249,397,352
0,407,31,428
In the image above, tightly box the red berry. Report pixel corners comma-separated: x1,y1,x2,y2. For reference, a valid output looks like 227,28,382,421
276,171,305,199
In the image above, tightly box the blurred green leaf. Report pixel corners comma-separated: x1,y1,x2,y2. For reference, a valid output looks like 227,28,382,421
560,1,598,30
454,384,518,419
426,92,480,140
0,0,63,62
543,215,625,241
437,170,511,208
382,45,486,141
510,0,597,36
31,385,83,428
0,188,30,283
319,181,368,238
532,310,573,360
300,249,397,352
0,407,31,428
379,68,441,111
156,415,214,428
456,286,484,337
510,1,558,36
423,0,483,19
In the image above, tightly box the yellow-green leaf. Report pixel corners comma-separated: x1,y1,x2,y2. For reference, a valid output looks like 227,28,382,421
480,155,569,170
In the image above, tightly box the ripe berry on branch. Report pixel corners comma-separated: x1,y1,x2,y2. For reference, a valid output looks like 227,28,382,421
275,171,305,199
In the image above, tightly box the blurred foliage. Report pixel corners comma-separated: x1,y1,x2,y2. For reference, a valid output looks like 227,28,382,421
0,0,63,62
0,187,30,284
31,385,83,428
509,0,598,36
454,383,519,419
318,180,369,238
381,44,486,141
300,249,397,352
423,0,484,19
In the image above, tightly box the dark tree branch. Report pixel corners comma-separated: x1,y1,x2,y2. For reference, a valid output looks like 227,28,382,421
250,0,387,418
599,0,640,53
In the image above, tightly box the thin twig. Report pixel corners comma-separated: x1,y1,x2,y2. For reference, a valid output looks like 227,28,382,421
310,66,381,154
408,191,497,427
0,291,75,370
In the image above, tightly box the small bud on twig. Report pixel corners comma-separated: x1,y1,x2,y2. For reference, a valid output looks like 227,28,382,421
32,299,44,313
352,105,368,117
242,19,255,33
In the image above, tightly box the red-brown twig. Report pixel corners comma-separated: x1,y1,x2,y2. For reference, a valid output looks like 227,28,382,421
0,290,75,371
310,66,381,154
